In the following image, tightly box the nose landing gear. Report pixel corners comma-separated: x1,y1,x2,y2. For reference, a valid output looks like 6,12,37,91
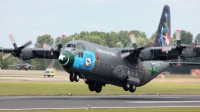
69,72,80,82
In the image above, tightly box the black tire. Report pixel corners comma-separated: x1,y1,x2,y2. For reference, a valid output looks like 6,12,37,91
74,73,79,82
88,84,95,91
48,75,50,77
129,85,136,92
95,85,102,93
122,82,130,91
69,73,74,82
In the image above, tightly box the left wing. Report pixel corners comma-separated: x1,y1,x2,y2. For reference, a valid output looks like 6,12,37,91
0,34,66,61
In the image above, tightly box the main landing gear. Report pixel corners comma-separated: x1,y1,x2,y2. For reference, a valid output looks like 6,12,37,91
87,81,103,93
69,72,80,82
69,72,103,93
122,82,136,93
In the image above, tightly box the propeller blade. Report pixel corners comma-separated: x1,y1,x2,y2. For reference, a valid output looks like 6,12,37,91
2,53,11,60
57,34,66,51
186,43,196,49
17,57,24,64
177,55,181,66
20,40,32,49
161,46,172,52
176,30,181,46
42,43,52,50
9,34,18,49
129,34,136,44
120,52,130,59
129,34,137,49
49,59,55,68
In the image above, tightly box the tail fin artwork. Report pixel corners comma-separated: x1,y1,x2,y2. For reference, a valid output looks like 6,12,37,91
154,5,171,47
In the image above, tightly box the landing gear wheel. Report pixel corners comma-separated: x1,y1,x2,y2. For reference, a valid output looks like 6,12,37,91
88,83,95,91
69,73,74,82
74,73,79,82
129,85,136,92
122,82,130,91
95,85,102,93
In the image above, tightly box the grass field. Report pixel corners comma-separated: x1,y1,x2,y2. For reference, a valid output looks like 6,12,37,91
0,70,200,111
0,82,200,96
0,70,200,96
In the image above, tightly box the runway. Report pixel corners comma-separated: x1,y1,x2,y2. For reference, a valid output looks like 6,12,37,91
0,95,200,110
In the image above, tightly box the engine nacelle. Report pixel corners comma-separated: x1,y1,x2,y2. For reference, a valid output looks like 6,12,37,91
21,49,35,60
139,49,153,61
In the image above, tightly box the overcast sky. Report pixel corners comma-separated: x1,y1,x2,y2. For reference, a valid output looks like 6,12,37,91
0,0,199,48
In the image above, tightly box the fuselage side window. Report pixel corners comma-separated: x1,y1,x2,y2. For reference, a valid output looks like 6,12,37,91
72,44,76,48
78,52,83,57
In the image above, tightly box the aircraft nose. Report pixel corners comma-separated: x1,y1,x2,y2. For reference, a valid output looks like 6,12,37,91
58,51,75,69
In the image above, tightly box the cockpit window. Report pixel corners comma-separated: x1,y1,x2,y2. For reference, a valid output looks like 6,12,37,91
66,44,71,47
66,44,76,48
77,43,85,50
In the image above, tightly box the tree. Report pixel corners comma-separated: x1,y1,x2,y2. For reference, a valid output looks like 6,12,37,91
84,35,106,46
34,34,54,48
104,32,118,47
149,32,156,43
194,34,200,44
136,36,149,47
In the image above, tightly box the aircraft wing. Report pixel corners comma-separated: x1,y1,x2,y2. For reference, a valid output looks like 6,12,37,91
120,44,200,61
0,48,15,53
147,45,199,60
0,48,60,60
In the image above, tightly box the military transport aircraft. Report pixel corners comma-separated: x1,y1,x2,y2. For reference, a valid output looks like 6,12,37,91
1,5,200,93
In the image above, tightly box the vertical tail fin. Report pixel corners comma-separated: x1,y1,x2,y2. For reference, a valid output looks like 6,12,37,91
154,5,171,47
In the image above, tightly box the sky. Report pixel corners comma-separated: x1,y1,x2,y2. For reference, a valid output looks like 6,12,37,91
0,0,200,48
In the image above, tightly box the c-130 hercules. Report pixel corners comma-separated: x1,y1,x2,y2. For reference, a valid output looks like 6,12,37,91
1,5,200,93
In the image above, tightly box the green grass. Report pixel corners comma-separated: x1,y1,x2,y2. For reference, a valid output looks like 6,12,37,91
1,108,200,112
0,82,200,96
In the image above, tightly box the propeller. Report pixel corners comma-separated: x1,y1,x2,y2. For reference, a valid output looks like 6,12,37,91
2,34,32,60
42,34,66,68
174,30,195,66
120,34,153,59
175,30,182,66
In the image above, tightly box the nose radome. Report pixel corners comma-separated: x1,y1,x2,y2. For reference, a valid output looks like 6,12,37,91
58,52,75,69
